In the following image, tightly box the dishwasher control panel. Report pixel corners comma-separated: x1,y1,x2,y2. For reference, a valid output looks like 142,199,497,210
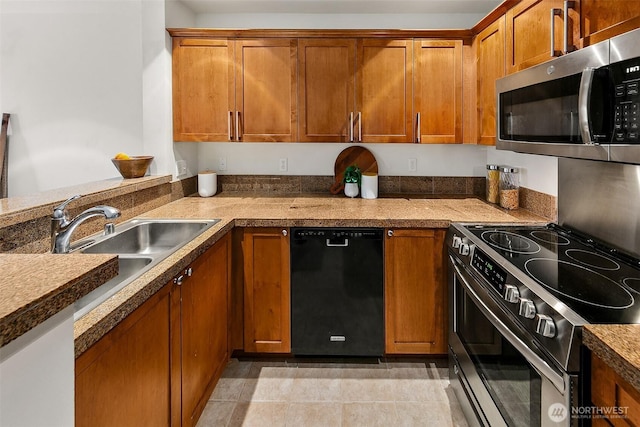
292,228,383,240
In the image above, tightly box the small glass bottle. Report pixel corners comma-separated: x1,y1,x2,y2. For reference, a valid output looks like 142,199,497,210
486,164,500,203
499,166,519,210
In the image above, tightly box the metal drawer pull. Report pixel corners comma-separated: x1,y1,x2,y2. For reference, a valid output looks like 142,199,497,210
550,8,562,57
563,1,575,54
326,238,349,247
228,111,233,140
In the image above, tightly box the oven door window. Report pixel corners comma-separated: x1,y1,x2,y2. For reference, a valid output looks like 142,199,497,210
457,287,542,427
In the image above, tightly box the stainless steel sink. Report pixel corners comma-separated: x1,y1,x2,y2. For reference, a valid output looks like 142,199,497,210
74,257,153,319
82,220,214,255
73,218,220,320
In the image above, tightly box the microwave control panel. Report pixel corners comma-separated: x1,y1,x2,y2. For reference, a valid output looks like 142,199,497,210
613,58,640,143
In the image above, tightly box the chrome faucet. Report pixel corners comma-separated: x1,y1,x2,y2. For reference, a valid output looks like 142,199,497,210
51,194,121,253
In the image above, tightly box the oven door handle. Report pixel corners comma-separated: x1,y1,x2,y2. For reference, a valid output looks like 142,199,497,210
450,258,567,394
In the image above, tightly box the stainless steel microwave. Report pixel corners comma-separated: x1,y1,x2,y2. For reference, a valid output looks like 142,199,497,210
497,27,640,164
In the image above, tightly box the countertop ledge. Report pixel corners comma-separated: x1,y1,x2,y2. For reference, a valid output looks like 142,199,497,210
0,254,118,348
69,194,546,357
583,324,640,394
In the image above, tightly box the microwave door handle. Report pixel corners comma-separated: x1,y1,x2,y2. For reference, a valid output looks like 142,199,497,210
578,67,596,145
449,257,567,394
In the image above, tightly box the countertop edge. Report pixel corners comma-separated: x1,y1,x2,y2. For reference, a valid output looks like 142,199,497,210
1,255,118,348
583,324,640,394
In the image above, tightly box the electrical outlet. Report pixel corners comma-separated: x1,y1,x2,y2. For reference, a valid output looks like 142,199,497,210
219,157,227,171
408,158,417,172
176,160,187,176
279,158,288,172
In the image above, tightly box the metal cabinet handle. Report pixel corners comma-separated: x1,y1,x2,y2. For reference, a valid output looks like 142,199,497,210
563,1,575,54
228,111,233,141
236,111,241,141
349,112,354,142
282,229,288,237
174,275,184,286
550,8,562,57
357,112,362,142
416,112,421,144
387,230,394,237
185,267,193,277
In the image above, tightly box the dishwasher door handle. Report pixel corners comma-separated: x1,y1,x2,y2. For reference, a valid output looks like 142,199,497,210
326,238,349,247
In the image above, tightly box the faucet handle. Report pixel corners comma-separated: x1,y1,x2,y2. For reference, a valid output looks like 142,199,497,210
53,194,82,219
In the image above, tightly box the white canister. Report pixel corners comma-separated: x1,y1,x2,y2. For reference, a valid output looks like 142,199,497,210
361,172,378,199
198,171,217,197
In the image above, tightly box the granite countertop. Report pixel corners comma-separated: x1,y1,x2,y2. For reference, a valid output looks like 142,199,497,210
0,253,118,347
72,193,546,357
583,324,640,393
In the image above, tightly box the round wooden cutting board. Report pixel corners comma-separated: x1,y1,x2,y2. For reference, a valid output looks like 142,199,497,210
329,146,378,194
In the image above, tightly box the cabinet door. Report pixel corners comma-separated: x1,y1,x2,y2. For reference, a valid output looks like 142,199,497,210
591,352,640,426
243,228,291,353
180,235,230,427
356,39,413,143
506,0,564,74
414,40,463,144
475,17,506,146
75,284,173,426
298,39,356,143
172,38,235,142
235,39,298,142
385,229,447,354
578,0,640,46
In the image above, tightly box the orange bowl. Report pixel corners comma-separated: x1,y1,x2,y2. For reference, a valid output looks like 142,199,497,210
111,156,153,179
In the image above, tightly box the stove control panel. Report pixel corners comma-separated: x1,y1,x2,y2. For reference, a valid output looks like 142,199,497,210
471,249,507,295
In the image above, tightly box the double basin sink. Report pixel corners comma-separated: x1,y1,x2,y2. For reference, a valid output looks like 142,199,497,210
73,218,220,320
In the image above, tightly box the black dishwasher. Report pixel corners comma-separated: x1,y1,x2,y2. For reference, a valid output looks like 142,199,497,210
290,228,384,356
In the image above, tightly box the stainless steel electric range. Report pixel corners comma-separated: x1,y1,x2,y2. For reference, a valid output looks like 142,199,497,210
447,221,640,427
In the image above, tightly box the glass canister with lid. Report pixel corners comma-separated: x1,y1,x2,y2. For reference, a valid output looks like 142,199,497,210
486,164,500,203
499,166,519,210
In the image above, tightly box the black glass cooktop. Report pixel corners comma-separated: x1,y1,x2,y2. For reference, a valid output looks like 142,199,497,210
466,224,640,324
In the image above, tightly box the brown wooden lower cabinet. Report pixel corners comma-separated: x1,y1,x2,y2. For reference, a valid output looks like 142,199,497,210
76,234,230,427
591,352,640,426
179,233,230,427
384,228,447,354
242,227,291,353
75,282,174,427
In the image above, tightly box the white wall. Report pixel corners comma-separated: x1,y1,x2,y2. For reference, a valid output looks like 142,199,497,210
486,147,558,196
0,1,559,198
0,1,151,197
196,13,487,29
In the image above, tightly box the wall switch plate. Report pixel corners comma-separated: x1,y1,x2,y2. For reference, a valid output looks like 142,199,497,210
176,160,187,176
279,158,288,172
219,157,227,171
408,158,417,172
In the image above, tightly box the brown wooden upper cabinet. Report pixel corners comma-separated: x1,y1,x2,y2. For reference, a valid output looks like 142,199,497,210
505,0,565,74
414,39,463,144
576,0,640,47
474,17,506,146
172,38,298,142
505,0,640,74
298,38,413,143
357,39,414,143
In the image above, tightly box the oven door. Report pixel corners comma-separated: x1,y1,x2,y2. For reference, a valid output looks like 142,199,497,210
448,254,576,427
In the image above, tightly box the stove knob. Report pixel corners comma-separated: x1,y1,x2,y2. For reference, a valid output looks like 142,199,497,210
519,298,536,319
459,243,470,256
535,314,556,338
452,235,462,249
503,284,520,303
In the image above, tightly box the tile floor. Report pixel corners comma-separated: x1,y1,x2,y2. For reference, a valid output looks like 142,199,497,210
196,357,470,427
